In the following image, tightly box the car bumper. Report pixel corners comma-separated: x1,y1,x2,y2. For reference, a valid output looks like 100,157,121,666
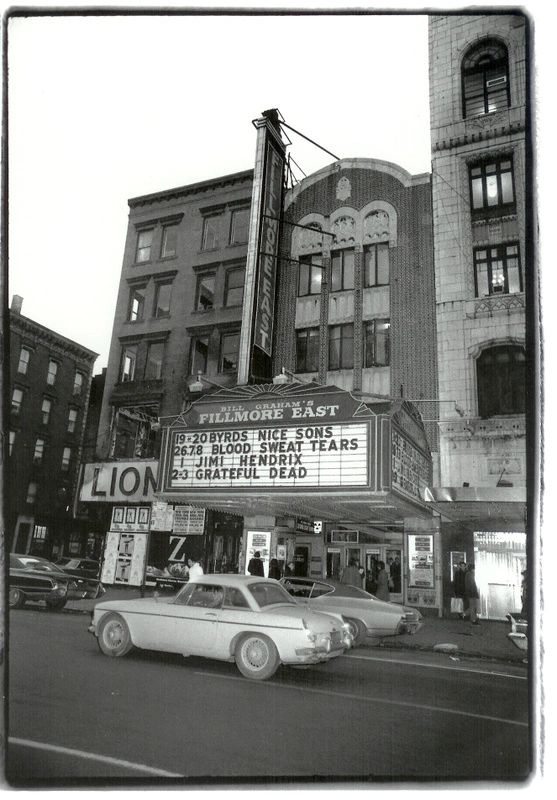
287,645,347,665
397,619,423,635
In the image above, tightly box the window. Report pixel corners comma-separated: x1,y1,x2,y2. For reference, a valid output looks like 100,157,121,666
41,398,52,425
18,347,31,374
47,360,58,386
61,447,72,472
112,407,158,459
474,243,522,296
33,438,45,465
67,408,78,433
477,345,525,417
161,224,178,258
364,243,390,287
128,286,146,322
331,249,355,292
298,254,323,296
12,388,23,414
202,214,220,250
220,332,240,372
26,482,37,505
229,207,250,245
120,346,137,383
196,274,215,311
296,328,320,373
224,268,245,307
73,371,84,396
469,158,515,217
190,337,209,375
462,39,510,118
135,229,153,263
329,324,354,370
364,320,391,367
145,341,165,380
9,430,15,456
223,586,250,609
154,281,172,318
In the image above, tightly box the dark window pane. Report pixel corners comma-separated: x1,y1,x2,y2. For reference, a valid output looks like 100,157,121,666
145,342,164,380
477,345,525,417
230,208,250,245
136,229,153,262
197,275,215,311
310,264,322,295
331,253,342,292
220,333,240,372
202,216,220,250
191,338,208,374
161,225,178,258
154,283,172,317
225,269,245,306
298,261,309,296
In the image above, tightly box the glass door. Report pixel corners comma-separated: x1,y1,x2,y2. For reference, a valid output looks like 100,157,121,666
326,549,341,579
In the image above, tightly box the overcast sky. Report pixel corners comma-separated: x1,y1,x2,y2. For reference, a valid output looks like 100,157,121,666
8,10,434,368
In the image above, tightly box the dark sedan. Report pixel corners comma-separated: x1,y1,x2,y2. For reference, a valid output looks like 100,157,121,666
55,557,100,580
9,554,76,610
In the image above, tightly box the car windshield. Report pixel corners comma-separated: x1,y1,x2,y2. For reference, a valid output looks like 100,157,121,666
248,581,296,608
55,558,72,566
18,558,61,573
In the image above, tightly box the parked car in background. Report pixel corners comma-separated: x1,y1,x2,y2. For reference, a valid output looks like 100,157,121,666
89,574,353,680
55,557,100,580
9,554,77,610
280,577,423,645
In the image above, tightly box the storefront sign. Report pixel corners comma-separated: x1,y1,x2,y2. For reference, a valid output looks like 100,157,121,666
111,505,151,532
150,501,175,531
392,431,430,501
296,517,314,534
408,534,434,588
101,530,148,586
81,461,158,503
173,506,206,535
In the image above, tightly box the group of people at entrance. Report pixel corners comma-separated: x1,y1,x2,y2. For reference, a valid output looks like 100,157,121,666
247,552,292,580
340,558,393,602
452,561,480,624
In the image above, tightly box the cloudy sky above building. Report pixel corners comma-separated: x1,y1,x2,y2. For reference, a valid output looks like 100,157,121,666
7,2,550,371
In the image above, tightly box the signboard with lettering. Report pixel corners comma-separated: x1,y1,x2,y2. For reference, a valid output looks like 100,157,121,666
173,506,206,535
80,461,158,503
111,505,151,532
101,530,148,586
245,530,271,576
408,534,434,589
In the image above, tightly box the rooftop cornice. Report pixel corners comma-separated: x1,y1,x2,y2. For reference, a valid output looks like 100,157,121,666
10,313,98,362
129,169,254,209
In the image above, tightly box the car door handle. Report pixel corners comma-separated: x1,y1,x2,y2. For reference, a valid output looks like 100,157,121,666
204,612,218,618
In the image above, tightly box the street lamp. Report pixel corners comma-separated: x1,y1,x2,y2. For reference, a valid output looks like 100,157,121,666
188,371,229,393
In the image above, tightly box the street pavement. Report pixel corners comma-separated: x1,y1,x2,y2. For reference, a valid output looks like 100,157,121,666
65,585,529,665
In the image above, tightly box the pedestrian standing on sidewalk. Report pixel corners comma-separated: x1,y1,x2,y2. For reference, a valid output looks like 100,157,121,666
463,563,480,624
341,559,361,588
453,561,466,619
375,561,391,602
268,558,281,580
187,557,204,579
247,551,265,576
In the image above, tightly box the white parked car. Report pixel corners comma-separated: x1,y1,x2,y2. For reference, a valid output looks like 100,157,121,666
280,577,423,645
88,574,353,680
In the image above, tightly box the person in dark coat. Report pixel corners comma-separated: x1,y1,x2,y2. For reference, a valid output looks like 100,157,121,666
340,559,361,588
284,561,295,577
462,563,480,624
268,558,281,580
453,561,466,618
375,561,390,602
247,551,264,577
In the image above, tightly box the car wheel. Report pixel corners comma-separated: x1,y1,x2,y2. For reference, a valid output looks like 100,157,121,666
97,613,134,657
235,634,280,680
9,588,25,609
345,617,366,646
46,598,67,611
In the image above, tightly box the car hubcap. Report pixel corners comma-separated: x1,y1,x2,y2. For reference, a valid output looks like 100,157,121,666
243,638,268,669
9,589,20,605
105,622,124,648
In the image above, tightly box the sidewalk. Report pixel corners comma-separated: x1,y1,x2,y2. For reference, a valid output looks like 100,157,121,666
66,586,528,665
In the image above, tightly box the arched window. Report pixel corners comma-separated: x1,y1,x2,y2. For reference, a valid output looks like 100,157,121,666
462,39,510,117
477,345,525,417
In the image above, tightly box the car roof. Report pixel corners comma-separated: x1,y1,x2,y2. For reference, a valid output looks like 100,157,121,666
281,576,372,599
188,574,276,587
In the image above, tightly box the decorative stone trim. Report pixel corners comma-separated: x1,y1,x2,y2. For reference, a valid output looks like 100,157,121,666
466,294,525,318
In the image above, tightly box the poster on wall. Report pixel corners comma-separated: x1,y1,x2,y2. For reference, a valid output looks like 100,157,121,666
408,534,434,588
101,531,148,586
111,505,151,532
173,506,206,535
245,530,271,577
150,501,175,531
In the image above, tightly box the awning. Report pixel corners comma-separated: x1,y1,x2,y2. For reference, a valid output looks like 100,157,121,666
422,486,527,529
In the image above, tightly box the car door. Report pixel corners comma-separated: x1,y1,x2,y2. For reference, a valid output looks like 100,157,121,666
171,582,223,655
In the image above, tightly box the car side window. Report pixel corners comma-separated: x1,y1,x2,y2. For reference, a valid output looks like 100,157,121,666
188,584,224,609
223,587,250,609
310,582,335,598
284,580,312,598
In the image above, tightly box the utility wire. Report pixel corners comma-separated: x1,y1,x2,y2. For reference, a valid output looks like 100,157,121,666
279,120,340,162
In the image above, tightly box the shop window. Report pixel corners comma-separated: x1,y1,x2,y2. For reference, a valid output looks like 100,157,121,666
67,408,78,433
135,228,153,263
331,249,355,292
219,331,240,373
47,359,58,386
120,346,137,383
364,242,390,287
61,447,72,472
462,38,510,118
128,285,146,322
224,267,245,307
33,438,45,465
73,371,84,396
161,224,178,258
296,328,319,372
474,243,522,296
201,214,221,251
298,254,323,296
477,344,525,417
18,346,31,375
329,324,354,370
229,207,250,245
145,341,165,380
196,273,215,311
41,397,52,425
189,337,209,375
153,281,172,318
469,157,515,218
12,388,24,414
364,319,390,367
